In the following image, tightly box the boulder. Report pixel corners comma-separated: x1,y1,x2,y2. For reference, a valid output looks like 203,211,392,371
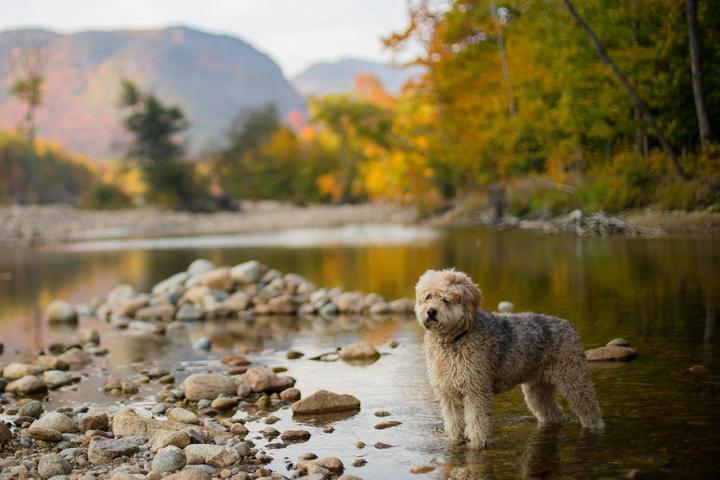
292,389,361,415
339,342,380,363
88,436,139,464
585,345,638,362
230,260,263,284
242,366,295,393
6,375,47,395
182,373,237,401
45,300,77,323
200,268,233,291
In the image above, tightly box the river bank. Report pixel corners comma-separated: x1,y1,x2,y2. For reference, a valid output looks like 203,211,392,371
1,202,719,247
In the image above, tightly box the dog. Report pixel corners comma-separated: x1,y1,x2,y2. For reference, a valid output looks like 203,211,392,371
415,269,604,448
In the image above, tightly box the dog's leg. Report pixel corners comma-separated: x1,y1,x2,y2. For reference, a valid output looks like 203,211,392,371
521,381,562,424
463,389,493,448
439,391,465,444
554,361,604,431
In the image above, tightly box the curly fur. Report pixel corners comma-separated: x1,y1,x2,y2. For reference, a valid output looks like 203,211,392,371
415,269,604,448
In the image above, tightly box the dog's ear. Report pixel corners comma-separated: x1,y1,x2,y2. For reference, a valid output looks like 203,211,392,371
446,270,483,309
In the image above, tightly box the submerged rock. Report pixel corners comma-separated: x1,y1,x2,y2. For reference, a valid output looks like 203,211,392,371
292,389,361,415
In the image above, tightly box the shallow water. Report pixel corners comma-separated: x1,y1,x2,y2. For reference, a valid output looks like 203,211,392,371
1,227,719,479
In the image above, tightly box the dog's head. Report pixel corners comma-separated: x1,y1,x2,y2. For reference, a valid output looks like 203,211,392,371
415,269,482,337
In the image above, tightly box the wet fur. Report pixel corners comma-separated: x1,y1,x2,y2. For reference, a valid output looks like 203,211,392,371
415,269,604,448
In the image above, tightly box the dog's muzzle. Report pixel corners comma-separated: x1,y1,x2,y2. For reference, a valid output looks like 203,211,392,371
423,308,438,328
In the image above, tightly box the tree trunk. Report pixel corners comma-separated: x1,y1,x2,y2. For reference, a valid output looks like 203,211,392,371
561,0,690,180
491,3,517,117
685,0,712,150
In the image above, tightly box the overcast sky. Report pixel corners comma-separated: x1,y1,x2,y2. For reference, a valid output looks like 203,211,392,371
0,0,414,76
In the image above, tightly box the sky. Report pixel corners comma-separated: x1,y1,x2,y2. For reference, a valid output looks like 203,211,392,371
0,0,414,76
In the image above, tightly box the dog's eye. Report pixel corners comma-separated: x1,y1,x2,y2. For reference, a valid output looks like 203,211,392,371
442,298,449,305
425,293,432,301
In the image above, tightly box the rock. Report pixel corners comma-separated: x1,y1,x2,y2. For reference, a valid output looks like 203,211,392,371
135,303,175,322
183,444,237,467
182,373,237,401
176,304,204,322
374,410,391,417
497,301,514,313
585,345,638,362
58,348,92,368
164,467,212,480
37,453,71,479
230,260,263,284
43,370,76,389
389,298,415,313
369,301,392,314
112,410,231,442
262,426,279,438
375,442,393,449
223,291,250,312
355,441,365,449
200,268,233,291
182,286,211,305
3,362,42,380
607,338,630,347
374,420,402,429
221,355,251,367
6,375,47,395
410,465,436,474
316,457,344,475
352,458,367,468
188,259,216,275
281,429,311,443
152,445,187,473
78,328,100,344
33,412,78,433
167,408,200,425
46,300,77,323
191,337,212,351
112,294,150,317
153,272,191,296
339,342,380,363
318,301,339,316
267,294,296,314
79,412,109,432
18,400,43,418
337,292,365,313
688,365,709,375
287,350,304,360
150,430,192,452
280,388,301,402
28,425,62,442
88,436,139,464
229,423,248,436
210,397,238,411
34,355,69,371
242,366,295,393
292,389,361,415
0,422,12,444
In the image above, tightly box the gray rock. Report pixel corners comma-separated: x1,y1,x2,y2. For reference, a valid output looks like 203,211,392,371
46,300,77,323
37,453,71,479
152,445,187,473
318,302,339,316
18,400,43,418
33,412,78,433
87,437,139,464
152,272,191,295
44,370,77,389
187,259,216,275
230,260,263,284
191,337,211,351
176,304,204,322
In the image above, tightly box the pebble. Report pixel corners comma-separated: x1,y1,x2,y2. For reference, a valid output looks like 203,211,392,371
286,350,304,359
374,420,402,429
410,465,436,474
18,400,43,418
87,437,139,464
28,425,63,442
79,411,109,432
33,412,78,433
338,342,380,363
352,458,367,467
167,407,200,425
374,410,391,417
281,429,311,443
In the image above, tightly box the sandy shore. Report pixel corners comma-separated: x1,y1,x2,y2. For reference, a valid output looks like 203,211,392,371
1,202,718,247
0,202,418,247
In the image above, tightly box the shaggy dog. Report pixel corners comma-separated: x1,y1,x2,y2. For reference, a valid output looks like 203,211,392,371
415,269,604,448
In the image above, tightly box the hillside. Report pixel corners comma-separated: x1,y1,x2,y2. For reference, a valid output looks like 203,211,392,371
291,57,424,97
0,26,305,158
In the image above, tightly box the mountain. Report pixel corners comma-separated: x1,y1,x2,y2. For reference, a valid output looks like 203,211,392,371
291,58,424,97
0,26,305,159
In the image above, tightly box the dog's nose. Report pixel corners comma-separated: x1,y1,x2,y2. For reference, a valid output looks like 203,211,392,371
427,308,437,321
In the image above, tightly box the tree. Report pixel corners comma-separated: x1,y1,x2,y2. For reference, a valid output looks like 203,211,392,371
561,0,690,179
7,33,50,143
685,0,713,151
119,79,195,208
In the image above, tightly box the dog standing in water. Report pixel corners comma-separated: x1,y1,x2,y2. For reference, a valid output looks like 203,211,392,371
415,269,604,448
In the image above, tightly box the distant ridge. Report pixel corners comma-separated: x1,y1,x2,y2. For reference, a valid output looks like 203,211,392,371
291,57,424,97
0,26,305,158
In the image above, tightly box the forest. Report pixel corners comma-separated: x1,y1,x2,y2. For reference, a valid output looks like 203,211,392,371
1,0,718,215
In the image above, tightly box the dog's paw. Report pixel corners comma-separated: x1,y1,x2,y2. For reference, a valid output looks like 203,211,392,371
447,436,465,446
467,438,488,450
